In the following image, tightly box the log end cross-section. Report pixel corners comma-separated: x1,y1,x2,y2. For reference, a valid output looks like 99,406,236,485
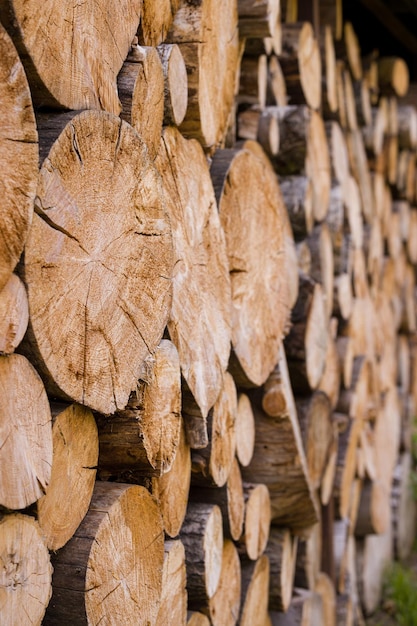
23,111,174,415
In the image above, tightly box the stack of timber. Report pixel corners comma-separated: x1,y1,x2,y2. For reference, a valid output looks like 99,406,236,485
0,0,417,624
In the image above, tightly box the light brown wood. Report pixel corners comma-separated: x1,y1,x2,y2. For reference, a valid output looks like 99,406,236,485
318,319,342,409
166,0,240,149
314,573,336,626
43,482,164,626
238,0,280,38
191,372,237,487
180,502,223,607
187,613,210,626
237,106,280,157
343,22,363,81
320,0,343,40
266,527,298,612
239,483,271,560
240,555,270,626
208,540,241,626
0,353,52,509
23,111,174,415
347,129,374,224
118,45,164,161
138,0,176,46
378,57,410,97
322,25,338,115
0,0,141,112
152,418,191,538
267,56,288,107
238,54,268,109
156,126,231,433
278,175,314,240
295,513,322,590
280,22,322,110
325,121,350,184
211,141,290,388
37,403,98,551
355,479,390,536
97,339,181,478
236,393,256,467
334,416,362,519
242,343,318,532
155,540,188,626
270,588,324,625
398,105,417,149
0,514,52,626
391,452,417,561
0,273,29,354
157,43,189,127
306,223,334,318
0,23,38,293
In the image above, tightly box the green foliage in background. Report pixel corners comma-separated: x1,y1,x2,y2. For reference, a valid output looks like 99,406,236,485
381,562,417,626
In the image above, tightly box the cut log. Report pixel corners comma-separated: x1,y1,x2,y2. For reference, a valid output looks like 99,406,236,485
0,0,141,112
191,371,237,487
0,273,29,354
295,391,333,490
241,344,318,532
138,0,176,46
152,418,191,538
378,57,409,97
190,456,244,541
211,141,290,387
43,482,164,626
354,479,390,537
187,613,210,626
236,393,256,467
118,45,165,161
0,353,52,510
333,416,362,519
155,126,231,434
267,56,288,107
314,573,336,626
280,22,321,110
157,43,189,127
278,175,314,240
23,110,173,415
238,55,268,109
166,0,240,149
0,514,52,626
305,223,334,318
237,106,280,157
97,339,181,477
320,422,339,505
322,25,338,115
325,121,350,184
354,78,372,128
155,539,188,626
347,129,374,224
238,483,271,560
270,588,324,626
180,502,223,608
208,540,241,626
240,555,270,626
318,319,342,410
295,516,322,590
284,275,328,394
398,105,417,149
0,23,38,293
37,403,98,551
320,0,343,40
238,0,280,38
266,527,298,612
343,22,363,81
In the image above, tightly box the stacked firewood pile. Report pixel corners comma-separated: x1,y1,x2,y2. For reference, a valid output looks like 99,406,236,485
1,0,417,624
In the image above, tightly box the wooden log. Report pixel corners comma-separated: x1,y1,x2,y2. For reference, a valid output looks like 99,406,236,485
37,403,98,551
347,129,374,224
238,0,280,38
343,22,363,81
353,78,372,128
280,22,321,110
334,416,362,519
325,121,350,184
318,319,342,410
266,527,298,612
0,273,29,354
156,43,189,128
373,386,402,492
155,539,188,626
236,393,256,467
97,339,181,478
295,391,333,490
343,69,358,131
138,0,177,46
211,141,290,388
319,0,343,40
267,56,288,107
240,555,270,626
242,344,319,532
320,422,339,505
314,572,336,626
180,502,223,608
237,105,280,157
208,540,241,626
305,223,334,318
0,513,52,626
0,23,38,293
155,127,231,436
0,353,52,509
0,0,141,112
191,372,237,487
166,0,240,149
187,613,210,626
238,483,271,560
397,105,417,149
284,275,328,394
152,418,191,538
296,240,312,275
22,111,173,415
391,452,417,561
354,479,390,537
362,99,388,157
295,515,322,590
43,482,164,626
378,57,409,97
118,45,165,160
238,55,268,109
321,25,338,116
278,175,314,240
190,456,244,541
270,588,324,625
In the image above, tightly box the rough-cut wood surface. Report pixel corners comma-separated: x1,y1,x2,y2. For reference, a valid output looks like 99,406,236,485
37,403,98,551
0,0,141,112
23,110,174,415
155,540,188,626
236,393,256,467
240,555,270,626
156,126,231,425
266,527,298,612
211,141,290,387
0,273,29,354
0,514,52,626
208,539,241,626
44,483,164,626
0,23,38,293
0,353,52,510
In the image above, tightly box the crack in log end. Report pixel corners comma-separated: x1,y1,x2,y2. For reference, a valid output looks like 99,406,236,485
70,124,83,166
34,200,89,255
